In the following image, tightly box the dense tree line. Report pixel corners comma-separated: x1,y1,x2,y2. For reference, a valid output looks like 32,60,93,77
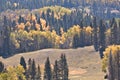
0,54,69,80
1,0,120,19
0,6,119,57
0,7,93,57
0,0,119,11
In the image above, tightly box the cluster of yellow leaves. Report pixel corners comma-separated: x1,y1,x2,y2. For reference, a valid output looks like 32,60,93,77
11,23,94,49
13,29,61,48
10,33,20,49
27,14,36,21
25,21,31,27
17,23,25,30
105,29,111,36
102,45,120,72
85,26,93,34
67,25,81,37
55,36,61,47
17,30,32,40
40,18,46,30
35,24,40,31
43,30,61,48
0,65,26,80
51,30,57,42
67,25,93,37
39,6,71,19
61,32,67,44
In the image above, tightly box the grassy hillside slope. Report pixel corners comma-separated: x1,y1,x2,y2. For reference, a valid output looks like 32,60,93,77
0,46,104,80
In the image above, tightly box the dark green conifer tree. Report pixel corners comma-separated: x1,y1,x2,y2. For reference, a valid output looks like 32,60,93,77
99,19,106,49
111,19,118,45
79,20,85,47
44,57,52,80
26,58,32,80
99,19,106,58
60,54,69,80
72,34,79,48
18,15,25,23
93,17,99,51
2,16,11,57
62,54,69,80
79,30,85,47
114,49,120,80
31,59,37,80
118,21,120,45
53,60,59,80
35,65,41,80
0,61,4,72
20,56,26,70
108,51,114,80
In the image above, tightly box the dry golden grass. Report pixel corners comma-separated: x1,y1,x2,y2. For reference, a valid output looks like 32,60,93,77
0,46,104,80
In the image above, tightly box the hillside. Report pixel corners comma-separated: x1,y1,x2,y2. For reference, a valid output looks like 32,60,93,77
0,46,104,80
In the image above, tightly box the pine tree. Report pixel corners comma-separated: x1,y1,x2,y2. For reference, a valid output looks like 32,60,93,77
59,54,69,80
111,19,118,45
93,16,99,51
72,34,79,48
108,51,114,80
26,58,32,80
2,16,11,57
53,60,59,80
79,30,85,47
28,58,32,69
44,57,52,80
118,21,120,45
90,22,93,44
35,65,41,80
62,54,69,80
31,59,37,80
118,50,120,79
20,56,26,70
18,15,25,23
99,19,106,58
0,61,4,72
79,20,85,47
114,49,120,80
99,19,106,50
